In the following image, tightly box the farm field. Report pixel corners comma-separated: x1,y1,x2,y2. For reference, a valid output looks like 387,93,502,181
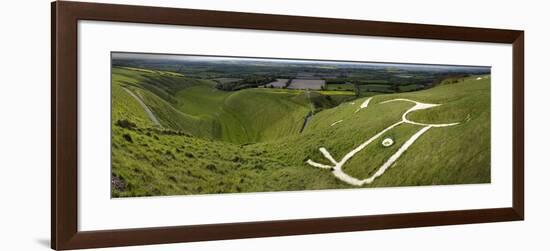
327,83,354,91
111,53,491,197
288,79,326,90
264,78,289,88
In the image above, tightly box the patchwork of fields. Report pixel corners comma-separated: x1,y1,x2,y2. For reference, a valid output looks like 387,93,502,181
111,66,491,197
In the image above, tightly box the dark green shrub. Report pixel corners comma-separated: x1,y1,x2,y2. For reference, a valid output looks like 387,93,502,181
254,164,265,170
122,134,133,143
115,119,136,129
206,163,217,171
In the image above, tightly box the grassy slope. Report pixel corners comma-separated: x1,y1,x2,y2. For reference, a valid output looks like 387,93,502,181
113,67,314,142
112,67,215,138
298,75,490,186
174,86,312,143
112,67,490,197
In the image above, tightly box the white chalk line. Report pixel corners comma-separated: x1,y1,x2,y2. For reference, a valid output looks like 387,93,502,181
354,97,372,113
330,97,372,127
307,98,460,186
330,120,344,127
380,98,460,127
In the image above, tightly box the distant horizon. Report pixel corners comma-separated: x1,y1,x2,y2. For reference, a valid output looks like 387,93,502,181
112,51,491,71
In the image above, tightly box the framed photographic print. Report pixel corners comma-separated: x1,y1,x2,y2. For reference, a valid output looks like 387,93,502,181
51,1,524,250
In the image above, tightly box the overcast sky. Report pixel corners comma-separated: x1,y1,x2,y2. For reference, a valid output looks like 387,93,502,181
111,52,490,70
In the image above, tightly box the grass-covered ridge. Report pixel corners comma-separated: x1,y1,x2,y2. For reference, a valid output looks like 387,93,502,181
111,67,490,197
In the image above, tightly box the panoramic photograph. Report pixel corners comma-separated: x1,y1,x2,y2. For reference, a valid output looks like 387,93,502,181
110,52,491,198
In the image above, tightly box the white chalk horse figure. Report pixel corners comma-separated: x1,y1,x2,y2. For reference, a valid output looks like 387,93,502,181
306,98,460,186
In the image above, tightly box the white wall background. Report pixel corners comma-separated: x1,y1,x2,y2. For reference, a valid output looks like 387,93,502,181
0,0,547,250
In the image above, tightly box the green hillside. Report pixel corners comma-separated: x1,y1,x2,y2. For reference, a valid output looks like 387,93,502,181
173,86,314,143
111,67,490,197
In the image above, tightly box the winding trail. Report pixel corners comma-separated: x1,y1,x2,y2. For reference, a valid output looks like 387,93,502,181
122,87,162,127
306,98,461,186
300,111,313,133
300,90,315,133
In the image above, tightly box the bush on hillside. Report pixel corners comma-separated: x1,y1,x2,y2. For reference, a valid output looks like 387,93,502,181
206,163,217,171
122,133,133,143
116,119,136,129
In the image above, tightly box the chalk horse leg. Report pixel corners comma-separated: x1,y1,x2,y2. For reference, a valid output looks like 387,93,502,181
306,125,433,186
